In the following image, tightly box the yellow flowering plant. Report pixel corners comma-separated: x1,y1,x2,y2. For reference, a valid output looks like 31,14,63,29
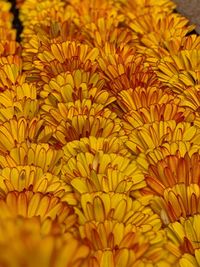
0,0,200,266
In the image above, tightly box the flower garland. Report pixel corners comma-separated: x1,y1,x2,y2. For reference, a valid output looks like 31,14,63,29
0,0,200,266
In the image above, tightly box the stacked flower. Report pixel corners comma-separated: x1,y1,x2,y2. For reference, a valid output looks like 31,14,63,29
0,1,89,266
0,0,200,266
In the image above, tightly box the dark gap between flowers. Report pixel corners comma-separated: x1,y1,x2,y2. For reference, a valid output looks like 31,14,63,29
8,0,23,42
174,8,199,36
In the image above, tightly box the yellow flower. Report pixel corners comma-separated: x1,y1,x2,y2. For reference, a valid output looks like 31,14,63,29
151,184,200,224
61,150,144,193
145,153,200,196
0,142,63,174
42,100,124,144
31,41,99,84
130,13,194,64
180,86,200,109
19,0,65,25
122,103,194,131
0,9,14,29
0,190,77,229
0,58,25,91
121,0,175,17
0,82,40,122
0,165,77,205
63,136,132,160
0,27,16,41
98,48,162,97
76,192,160,228
0,216,90,267
40,69,115,106
126,121,200,156
118,86,173,113
3,0,200,265
156,49,200,92
0,118,53,154
0,1,12,13
76,193,172,266
179,250,200,267
78,10,133,48
167,215,200,265
142,141,200,168
0,40,20,57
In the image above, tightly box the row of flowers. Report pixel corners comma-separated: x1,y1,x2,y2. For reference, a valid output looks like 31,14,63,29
0,0,200,266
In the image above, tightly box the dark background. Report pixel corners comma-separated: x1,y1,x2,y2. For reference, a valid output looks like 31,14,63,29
8,0,22,41
173,0,200,34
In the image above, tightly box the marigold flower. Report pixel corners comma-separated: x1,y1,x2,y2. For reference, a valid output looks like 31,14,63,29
77,194,172,266
123,103,194,131
130,13,194,64
40,70,115,106
0,40,21,56
76,193,159,227
0,190,77,227
0,1,12,12
98,50,162,97
145,153,200,195
121,0,176,16
63,136,131,160
126,121,200,156
0,60,25,91
156,49,200,92
61,150,144,191
0,83,40,122
0,142,63,173
0,216,89,267
144,141,200,165
78,10,134,48
151,184,200,224
179,86,200,112
0,12,13,30
31,41,99,84
167,215,200,265
0,27,16,41
42,100,124,144
0,166,77,204
2,0,200,265
0,118,53,154
118,86,174,113
19,0,65,25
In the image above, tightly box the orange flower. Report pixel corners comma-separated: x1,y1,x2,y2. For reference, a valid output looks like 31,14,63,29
0,142,63,173
0,58,25,91
98,48,162,97
151,184,200,224
118,86,174,113
0,118,53,154
41,100,124,144
0,166,77,205
0,82,40,122
0,216,90,267
61,150,144,193
0,190,77,229
122,103,194,131
126,121,200,156
40,69,115,106
156,49,200,92
30,41,99,85
77,193,172,266
166,215,200,266
0,41,21,56
63,136,131,160
145,153,200,196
